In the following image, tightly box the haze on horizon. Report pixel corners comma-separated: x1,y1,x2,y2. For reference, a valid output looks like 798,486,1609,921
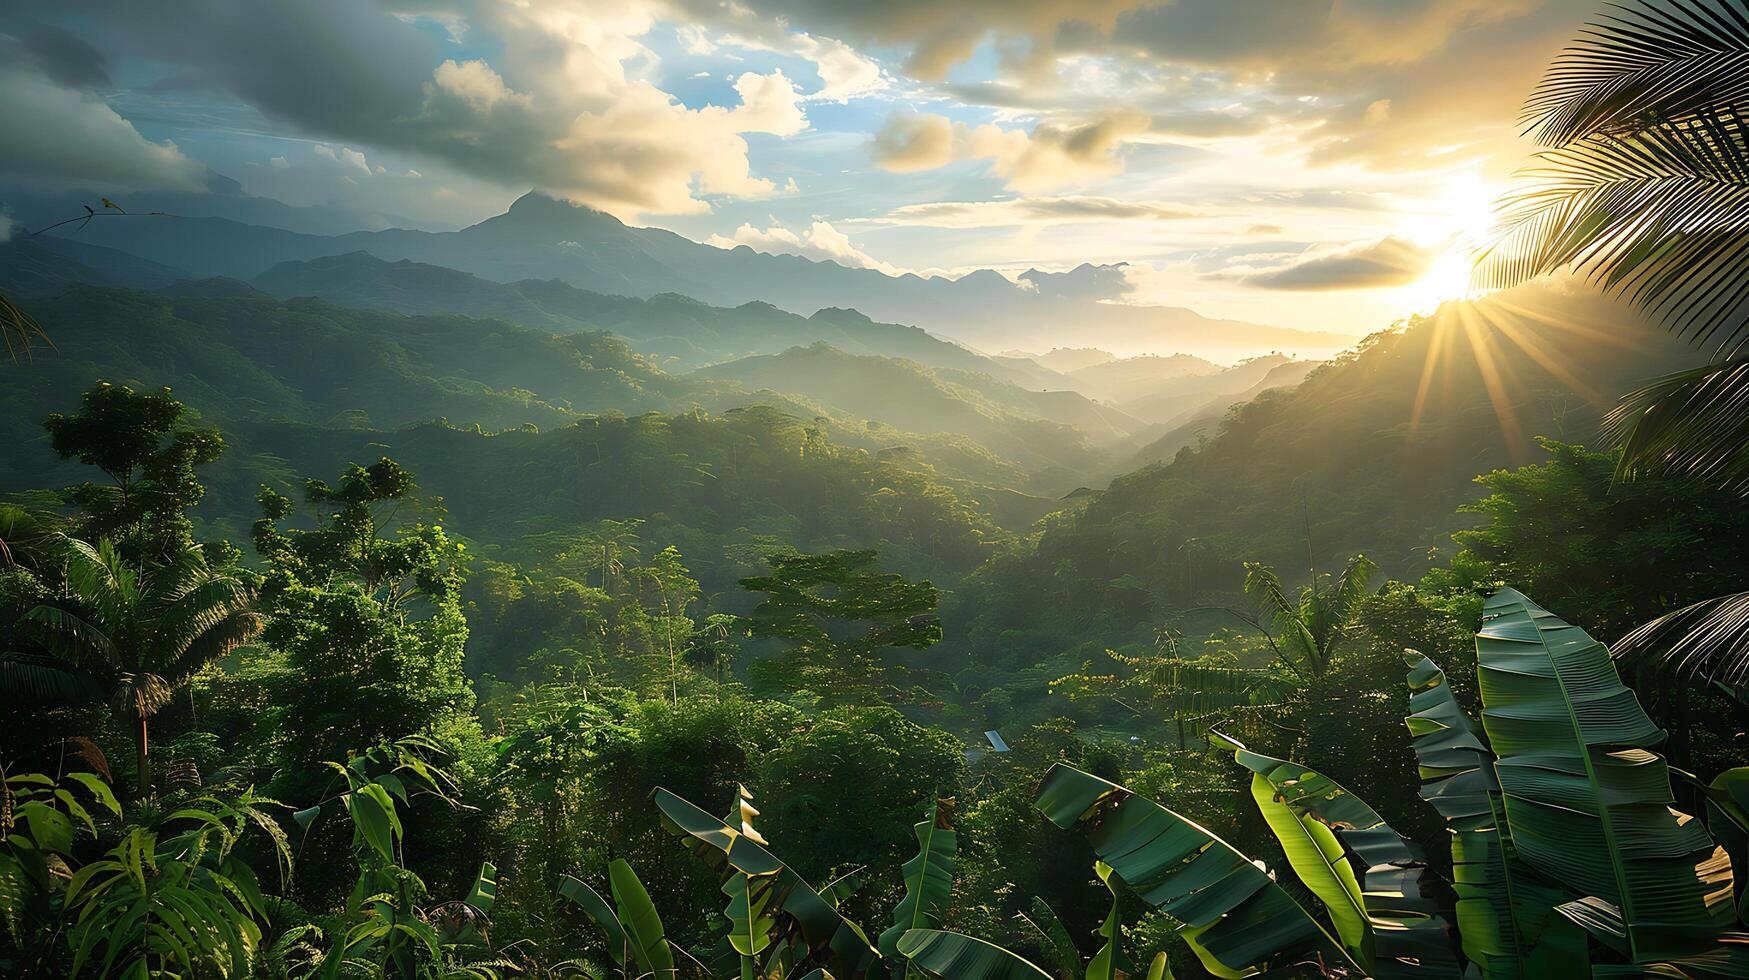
1,1,1594,340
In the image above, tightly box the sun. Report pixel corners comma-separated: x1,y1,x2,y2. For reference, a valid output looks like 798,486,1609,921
1398,172,1501,311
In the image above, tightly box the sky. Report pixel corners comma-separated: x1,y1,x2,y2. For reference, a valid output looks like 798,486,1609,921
0,0,1605,336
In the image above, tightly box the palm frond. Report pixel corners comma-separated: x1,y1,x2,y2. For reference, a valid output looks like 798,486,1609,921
1525,0,1749,145
23,604,119,663
0,651,100,703
1601,356,1749,489
1242,563,1318,666
1613,590,1749,686
159,611,264,685
0,293,50,360
1478,125,1749,356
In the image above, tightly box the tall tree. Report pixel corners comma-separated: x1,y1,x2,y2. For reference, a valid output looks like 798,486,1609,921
253,457,474,767
738,549,941,701
42,382,224,559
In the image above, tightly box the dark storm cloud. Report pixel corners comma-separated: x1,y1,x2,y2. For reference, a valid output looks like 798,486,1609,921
19,27,112,88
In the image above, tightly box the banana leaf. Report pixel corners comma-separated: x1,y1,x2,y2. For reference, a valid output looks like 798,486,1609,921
1559,897,1749,978
1033,763,1360,978
653,786,877,976
1407,651,1587,979
1219,731,1460,977
1145,952,1171,980
608,859,677,980
820,867,867,911
1013,898,1081,980
558,873,630,969
1696,768,1749,927
1476,589,1732,961
896,929,1053,980
1087,862,1121,980
879,801,957,966
466,861,497,915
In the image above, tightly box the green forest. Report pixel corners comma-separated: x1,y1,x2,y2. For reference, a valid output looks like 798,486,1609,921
6,2,1749,978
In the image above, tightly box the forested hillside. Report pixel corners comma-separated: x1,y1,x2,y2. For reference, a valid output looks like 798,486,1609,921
8,2,1749,976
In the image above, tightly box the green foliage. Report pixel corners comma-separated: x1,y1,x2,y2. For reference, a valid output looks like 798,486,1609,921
254,457,476,769
17,534,261,797
42,381,225,555
878,800,957,970
739,549,943,700
65,789,286,979
1438,438,1749,639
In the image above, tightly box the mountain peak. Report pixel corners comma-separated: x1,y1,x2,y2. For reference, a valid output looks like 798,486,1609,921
467,191,627,241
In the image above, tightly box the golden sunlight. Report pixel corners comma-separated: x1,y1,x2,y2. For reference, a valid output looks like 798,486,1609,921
1398,172,1501,311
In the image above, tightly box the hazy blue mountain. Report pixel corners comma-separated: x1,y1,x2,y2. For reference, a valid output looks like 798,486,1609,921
0,236,191,294
250,251,1047,379
30,189,1356,359
695,343,1154,478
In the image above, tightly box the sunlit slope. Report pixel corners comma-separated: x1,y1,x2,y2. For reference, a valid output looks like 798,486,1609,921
963,283,1705,625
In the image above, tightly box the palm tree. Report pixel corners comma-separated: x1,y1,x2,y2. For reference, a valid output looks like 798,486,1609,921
9,537,262,797
1240,554,1376,682
1479,0,1749,695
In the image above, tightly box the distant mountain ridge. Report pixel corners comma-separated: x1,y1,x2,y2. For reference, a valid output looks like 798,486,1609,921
248,251,1045,380
25,189,1355,360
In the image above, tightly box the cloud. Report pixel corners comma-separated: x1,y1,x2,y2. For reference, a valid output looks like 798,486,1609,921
0,57,203,190
1216,236,1439,291
707,218,900,274
866,195,1197,228
433,58,524,110
55,0,813,217
871,111,1148,190
10,27,111,88
728,69,806,136
314,143,373,174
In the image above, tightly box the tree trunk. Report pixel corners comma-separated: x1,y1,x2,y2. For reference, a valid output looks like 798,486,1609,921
135,710,152,799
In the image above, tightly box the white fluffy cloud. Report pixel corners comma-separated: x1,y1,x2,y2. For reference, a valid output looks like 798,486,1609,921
58,0,820,218
707,218,900,274
871,112,1148,191
0,56,203,190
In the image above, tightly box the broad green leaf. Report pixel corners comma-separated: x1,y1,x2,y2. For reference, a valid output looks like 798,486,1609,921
1014,898,1081,980
608,859,676,980
344,783,399,864
1145,952,1170,980
820,866,867,910
558,873,631,968
722,868,780,957
1033,764,1359,979
653,786,876,976
879,801,958,964
1477,589,1732,961
1221,731,1461,977
1407,651,1585,979
19,801,75,853
466,860,497,915
1086,862,1120,980
1700,768,1749,927
897,929,1052,980
63,772,121,817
